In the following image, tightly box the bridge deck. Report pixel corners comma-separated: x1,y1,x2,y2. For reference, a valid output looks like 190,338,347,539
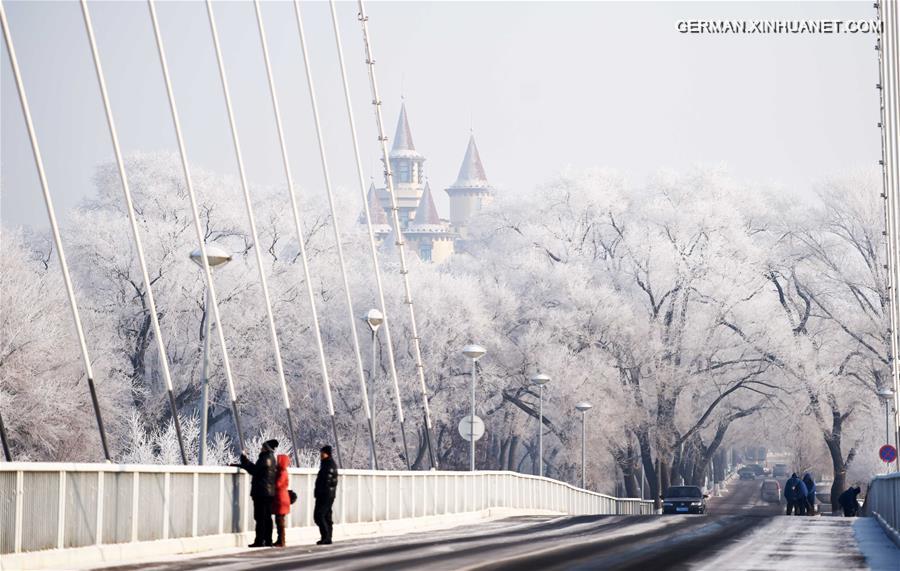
85,481,899,571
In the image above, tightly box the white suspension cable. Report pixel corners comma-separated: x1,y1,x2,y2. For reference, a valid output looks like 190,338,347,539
885,0,900,464
327,0,411,470
251,0,345,465
0,0,111,461
204,0,300,467
292,0,378,469
80,0,188,465
355,0,439,469
146,0,245,452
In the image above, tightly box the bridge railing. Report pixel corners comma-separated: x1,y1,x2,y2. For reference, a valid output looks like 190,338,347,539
863,471,900,543
0,462,653,556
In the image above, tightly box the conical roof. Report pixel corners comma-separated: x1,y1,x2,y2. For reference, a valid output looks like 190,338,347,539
450,135,491,189
390,102,423,159
364,182,389,226
413,183,441,226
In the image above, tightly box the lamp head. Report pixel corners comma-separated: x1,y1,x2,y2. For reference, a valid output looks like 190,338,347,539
190,245,232,269
462,344,486,361
365,309,384,331
530,373,551,387
575,402,593,412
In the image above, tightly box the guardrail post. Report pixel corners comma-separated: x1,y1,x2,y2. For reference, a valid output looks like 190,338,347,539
96,471,104,545
162,472,170,540
131,472,139,542
218,473,225,534
57,470,66,549
14,470,23,553
192,472,198,537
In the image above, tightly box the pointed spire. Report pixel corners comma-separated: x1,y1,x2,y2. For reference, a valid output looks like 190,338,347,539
366,182,389,226
392,102,416,154
413,183,441,226
451,135,490,189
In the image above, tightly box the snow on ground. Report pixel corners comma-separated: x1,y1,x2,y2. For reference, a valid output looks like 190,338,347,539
691,516,880,571
852,517,900,571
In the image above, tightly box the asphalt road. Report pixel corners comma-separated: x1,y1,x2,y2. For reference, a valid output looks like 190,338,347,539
99,479,876,571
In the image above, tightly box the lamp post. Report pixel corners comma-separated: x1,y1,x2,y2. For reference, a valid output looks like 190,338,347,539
190,245,232,465
462,344,486,471
364,309,383,470
878,388,895,451
530,373,551,477
575,402,592,489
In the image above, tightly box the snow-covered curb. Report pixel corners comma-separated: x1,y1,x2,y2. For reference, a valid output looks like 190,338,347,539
870,511,900,549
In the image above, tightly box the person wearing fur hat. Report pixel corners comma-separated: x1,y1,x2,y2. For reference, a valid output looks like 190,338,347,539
234,439,279,547
313,445,339,545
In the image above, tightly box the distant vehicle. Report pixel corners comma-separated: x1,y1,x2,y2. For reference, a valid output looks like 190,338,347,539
662,485,708,514
746,464,766,477
772,464,789,478
739,467,756,480
760,479,781,503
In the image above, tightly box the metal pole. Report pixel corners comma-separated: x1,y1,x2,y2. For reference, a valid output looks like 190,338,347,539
199,292,211,465
538,386,544,477
1,1,111,462
580,410,586,489
370,329,377,470
0,409,11,461
470,358,476,471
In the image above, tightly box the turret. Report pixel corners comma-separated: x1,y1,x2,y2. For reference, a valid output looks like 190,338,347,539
445,135,493,236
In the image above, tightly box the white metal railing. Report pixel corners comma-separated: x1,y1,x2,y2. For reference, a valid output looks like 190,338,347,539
864,472,900,538
0,463,653,555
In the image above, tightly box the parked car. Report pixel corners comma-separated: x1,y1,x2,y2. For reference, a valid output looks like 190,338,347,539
760,479,781,503
772,463,789,478
747,464,766,476
662,485,708,514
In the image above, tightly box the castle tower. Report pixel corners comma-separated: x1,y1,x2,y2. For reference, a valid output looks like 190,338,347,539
405,182,454,263
445,135,494,237
378,102,426,229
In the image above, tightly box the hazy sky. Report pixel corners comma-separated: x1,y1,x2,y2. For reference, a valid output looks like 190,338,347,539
1,1,882,227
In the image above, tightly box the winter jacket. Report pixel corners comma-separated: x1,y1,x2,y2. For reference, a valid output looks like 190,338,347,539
802,474,816,500
784,475,808,501
838,487,861,512
314,456,339,499
239,448,278,498
272,454,291,515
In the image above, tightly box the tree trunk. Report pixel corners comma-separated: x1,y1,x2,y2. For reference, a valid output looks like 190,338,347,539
636,429,660,507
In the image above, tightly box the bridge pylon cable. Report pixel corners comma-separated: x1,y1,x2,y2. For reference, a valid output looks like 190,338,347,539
204,0,300,467
878,0,900,470
327,0,412,470
355,0,439,469
80,0,188,465
251,0,347,467
292,0,378,469
0,1,111,462
147,0,245,453
0,409,11,461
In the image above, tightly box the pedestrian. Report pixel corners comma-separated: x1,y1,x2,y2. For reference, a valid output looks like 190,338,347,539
783,473,808,515
233,439,279,547
272,452,291,548
838,486,861,517
802,473,816,516
314,445,339,545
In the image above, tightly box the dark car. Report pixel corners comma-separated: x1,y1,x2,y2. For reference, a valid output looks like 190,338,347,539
662,485,708,514
738,467,756,480
747,464,766,476
760,479,781,503
772,464,789,478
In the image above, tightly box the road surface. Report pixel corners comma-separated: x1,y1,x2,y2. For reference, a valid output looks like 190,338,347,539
98,480,896,571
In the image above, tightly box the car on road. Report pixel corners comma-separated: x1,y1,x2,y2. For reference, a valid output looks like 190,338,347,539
772,463,789,478
738,467,757,480
760,479,781,503
662,485,708,514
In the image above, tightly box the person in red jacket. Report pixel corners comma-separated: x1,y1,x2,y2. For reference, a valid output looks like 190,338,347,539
271,453,291,547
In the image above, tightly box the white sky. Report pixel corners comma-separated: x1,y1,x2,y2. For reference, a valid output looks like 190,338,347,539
0,1,882,227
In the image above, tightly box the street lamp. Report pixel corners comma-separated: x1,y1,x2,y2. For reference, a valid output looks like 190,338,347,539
364,309,383,470
878,388,895,448
463,344,486,471
190,245,232,465
575,402,593,489
530,373,551,477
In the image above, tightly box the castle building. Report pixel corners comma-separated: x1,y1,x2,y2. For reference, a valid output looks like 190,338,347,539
364,102,494,263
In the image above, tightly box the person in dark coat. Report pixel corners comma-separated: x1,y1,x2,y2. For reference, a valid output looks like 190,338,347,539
838,486,861,517
234,439,279,547
802,473,816,515
272,453,291,547
784,473,808,515
313,445,339,545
